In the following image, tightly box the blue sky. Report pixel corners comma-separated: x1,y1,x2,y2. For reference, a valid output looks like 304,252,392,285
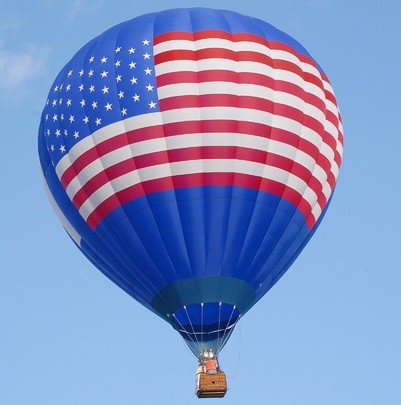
1,1,401,404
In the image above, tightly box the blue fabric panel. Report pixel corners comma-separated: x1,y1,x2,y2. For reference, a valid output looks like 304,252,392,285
91,187,309,293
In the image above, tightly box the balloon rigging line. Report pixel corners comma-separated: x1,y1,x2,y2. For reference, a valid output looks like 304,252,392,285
183,305,201,351
217,305,236,354
172,312,199,355
217,302,222,354
201,302,204,348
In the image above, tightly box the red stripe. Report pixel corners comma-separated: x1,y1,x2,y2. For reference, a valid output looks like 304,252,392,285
72,145,327,211
155,47,323,92
154,30,320,71
86,172,313,229
158,93,336,154
61,124,165,188
61,118,335,189
155,68,338,161
156,70,327,114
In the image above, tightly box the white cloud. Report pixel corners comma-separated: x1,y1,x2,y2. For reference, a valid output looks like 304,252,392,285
0,14,49,104
0,44,48,93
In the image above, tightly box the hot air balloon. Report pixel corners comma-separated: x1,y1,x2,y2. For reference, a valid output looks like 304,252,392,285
38,8,343,398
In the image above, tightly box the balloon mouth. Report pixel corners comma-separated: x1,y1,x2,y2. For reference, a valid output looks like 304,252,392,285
150,276,253,356
171,302,241,356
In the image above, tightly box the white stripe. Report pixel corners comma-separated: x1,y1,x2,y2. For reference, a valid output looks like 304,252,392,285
58,108,340,207
155,59,326,100
41,171,81,245
160,106,337,165
56,112,163,176
57,106,339,182
157,82,326,123
154,38,322,79
64,132,331,203
78,159,321,222
323,95,340,119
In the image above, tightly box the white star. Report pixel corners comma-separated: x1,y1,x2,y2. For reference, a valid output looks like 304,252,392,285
133,94,140,102
116,74,122,82
95,117,102,126
55,129,61,137
79,99,85,107
73,131,80,139
52,114,58,121
121,108,127,116
64,129,68,136
102,86,109,94
142,39,150,45
53,85,59,92
69,115,75,123
89,85,95,93
100,70,108,78
128,47,135,54
129,61,136,69
146,84,154,91
118,91,124,99
60,145,66,153
79,84,84,91
115,60,121,67
115,46,122,53
143,52,151,59
68,70,73,77
88,69,94,77
148,101,157,109
59,98,63,105
105,102,112,111
60,114,64,121
46,129,50,135
83,116,89,124
144,67,152,75
67,99,72,106
50,144,55,152
66,84,71,91
79,69,84,76
89,56,95,63
52,99,57,107
130,76,138,85
92,101,98,109
101,56,108,63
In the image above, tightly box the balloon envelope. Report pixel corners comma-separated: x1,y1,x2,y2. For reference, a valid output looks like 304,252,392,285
38,8,343,356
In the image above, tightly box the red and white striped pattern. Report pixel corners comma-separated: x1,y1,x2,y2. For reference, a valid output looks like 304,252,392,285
55,30,343,230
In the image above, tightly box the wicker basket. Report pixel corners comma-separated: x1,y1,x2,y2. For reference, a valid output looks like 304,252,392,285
196,372,227,398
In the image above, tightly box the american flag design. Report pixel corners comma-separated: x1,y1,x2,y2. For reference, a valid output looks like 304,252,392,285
39,9,343,356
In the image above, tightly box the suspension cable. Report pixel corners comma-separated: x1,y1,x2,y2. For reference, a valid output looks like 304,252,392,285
217,305,236,354
216,302,222,351
201,302,204,348
220,313,242,352
183,305,201,353
172,312,199,354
